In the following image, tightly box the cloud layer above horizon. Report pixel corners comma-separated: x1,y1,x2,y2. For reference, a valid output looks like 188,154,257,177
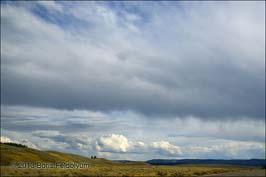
1,1,265,160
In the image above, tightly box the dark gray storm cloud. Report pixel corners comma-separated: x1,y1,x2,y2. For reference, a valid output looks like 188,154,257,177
1,1,265,119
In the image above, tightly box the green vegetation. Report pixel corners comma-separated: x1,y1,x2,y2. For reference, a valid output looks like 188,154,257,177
0,144,262,177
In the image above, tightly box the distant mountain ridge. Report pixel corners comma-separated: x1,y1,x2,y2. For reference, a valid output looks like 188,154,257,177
146,159,266,167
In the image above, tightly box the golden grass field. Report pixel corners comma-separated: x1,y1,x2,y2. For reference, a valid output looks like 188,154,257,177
1,143,265,177
2,164,260,177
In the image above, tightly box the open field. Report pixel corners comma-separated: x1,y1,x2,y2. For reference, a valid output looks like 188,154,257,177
206,168,265,176
1,165,260,177
1,144,264,177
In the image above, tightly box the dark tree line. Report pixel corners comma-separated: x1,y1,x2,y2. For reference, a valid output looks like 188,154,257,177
0,142,27,148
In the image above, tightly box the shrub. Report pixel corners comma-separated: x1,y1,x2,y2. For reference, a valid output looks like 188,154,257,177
193,171,207,176
157,171,168,176
172,172,184,177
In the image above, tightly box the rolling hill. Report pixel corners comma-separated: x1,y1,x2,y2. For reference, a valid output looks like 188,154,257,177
1,143,264,177
0,143,125,167
1,143,265,167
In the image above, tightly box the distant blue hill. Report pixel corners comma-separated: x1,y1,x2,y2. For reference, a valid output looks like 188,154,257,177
146,159,266,167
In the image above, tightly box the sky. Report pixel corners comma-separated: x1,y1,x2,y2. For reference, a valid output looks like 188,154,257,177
1,1,265,160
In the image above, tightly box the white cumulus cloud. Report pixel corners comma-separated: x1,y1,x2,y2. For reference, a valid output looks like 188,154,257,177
95,134,130,153
151,140,182,156
0,136,13,143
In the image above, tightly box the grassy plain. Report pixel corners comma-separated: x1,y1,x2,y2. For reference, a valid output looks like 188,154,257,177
0,144,263,177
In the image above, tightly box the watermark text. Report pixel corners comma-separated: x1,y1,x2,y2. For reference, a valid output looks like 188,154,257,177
11,162,90,169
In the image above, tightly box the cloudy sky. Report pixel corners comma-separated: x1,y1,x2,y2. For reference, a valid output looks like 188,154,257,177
1,1,265,160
